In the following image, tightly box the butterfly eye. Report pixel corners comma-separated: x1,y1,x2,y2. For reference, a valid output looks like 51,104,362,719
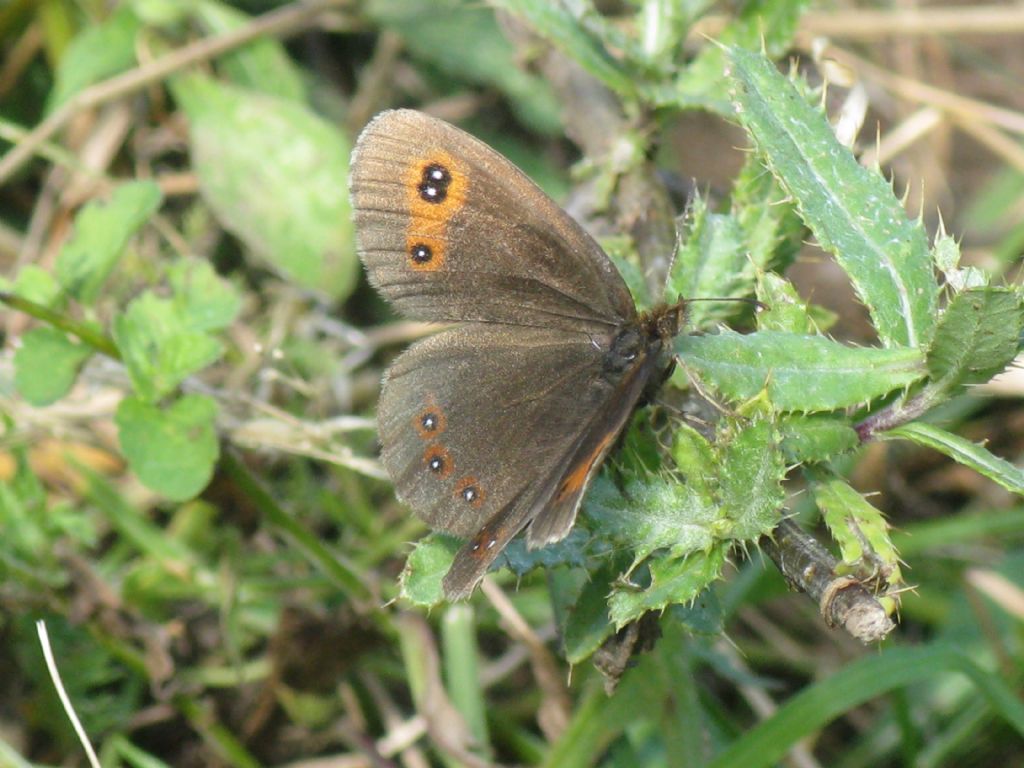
418,163,452,203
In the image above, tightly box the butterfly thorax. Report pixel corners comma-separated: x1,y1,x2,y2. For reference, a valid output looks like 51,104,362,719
604,326,646,375
606,301,686,371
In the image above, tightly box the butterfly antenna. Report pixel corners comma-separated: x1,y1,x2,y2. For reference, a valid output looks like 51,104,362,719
680,296,768,311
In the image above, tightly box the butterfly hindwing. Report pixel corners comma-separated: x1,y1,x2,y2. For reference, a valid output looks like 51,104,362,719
378,323,662,598
378,324,616,537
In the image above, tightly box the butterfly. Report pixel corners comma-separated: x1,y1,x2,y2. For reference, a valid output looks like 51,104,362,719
350,110,685,599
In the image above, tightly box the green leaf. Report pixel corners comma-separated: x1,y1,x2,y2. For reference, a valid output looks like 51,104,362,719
931,230,990,291
663,0,809,113
440,605,490,755
706,645,1024,768
489,0,637,101
173,74,357,300
56,181,163,303
12,615,137,737
399,534,460,606
584,474,721,562
168,259,241,332
927,287,1024,389
619,412,668,474
726,46,938,349
47,7,141,111
0,458,69,562
893,507,1024,557
12,265,62,308
193,0,307,102
112,291,224,402
83,461,200,567
608,545,727,629
668,593,725,638
668,194,755,329
676,331,926,412
778,414,859,463
560,561,620,664
755,273,821,334
131,0,192,25
633,0,692,73
732,151,803,276
883,422,1024,497
501,527,590,574
115,394,219,501
717,419,784,540
368,0,562,134
670,151,805,329
541,657,664,768
670,422,717,501
932,230,961,276
13,328,92,406
810,471,902,584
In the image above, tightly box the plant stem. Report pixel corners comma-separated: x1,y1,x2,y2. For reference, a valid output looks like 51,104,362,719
764,518,896,644
0,291,120,359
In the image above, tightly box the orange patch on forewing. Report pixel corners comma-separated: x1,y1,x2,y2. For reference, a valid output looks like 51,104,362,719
414,399,447,439
454,476,486,509
422,444,453,479
402,149,467,272
555,432,617,503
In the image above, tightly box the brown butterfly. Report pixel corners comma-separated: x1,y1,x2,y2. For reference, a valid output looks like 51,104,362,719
350,110,685,599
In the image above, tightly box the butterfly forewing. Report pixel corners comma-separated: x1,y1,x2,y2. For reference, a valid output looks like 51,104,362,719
351,110,636,331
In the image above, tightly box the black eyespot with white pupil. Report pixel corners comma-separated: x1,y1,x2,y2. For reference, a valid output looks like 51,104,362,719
418,163,451,204
461,486,479,503
470,536,497,552
410,243,433,264
421,412,439,431
428,455,445,473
